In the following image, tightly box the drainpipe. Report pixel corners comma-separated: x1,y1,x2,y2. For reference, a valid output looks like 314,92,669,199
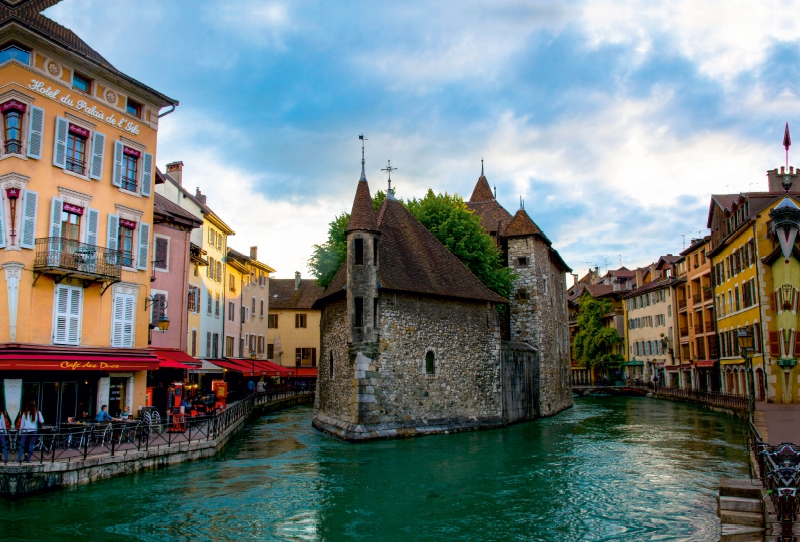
157,104,177,118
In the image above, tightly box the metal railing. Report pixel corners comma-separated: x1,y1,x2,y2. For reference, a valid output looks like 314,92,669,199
653,386,749,411
750,423,800,539
34,238,122,279
2,387,310,466
679,326,689,337
121,176,137,192
678,299,687,310
3,138,21,154
692,293,702,304
66,157,86,175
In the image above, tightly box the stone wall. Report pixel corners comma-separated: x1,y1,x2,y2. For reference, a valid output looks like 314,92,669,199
506,236,573,417
316,299,352,422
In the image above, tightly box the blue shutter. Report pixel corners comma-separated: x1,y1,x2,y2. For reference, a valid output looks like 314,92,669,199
112,141,123,187
0,194,5,249
137,222,150,271
141,152,153,197
86,208,99,246
89,131,106,180
19,189,38,249
53,117,68,168
27,106,45,160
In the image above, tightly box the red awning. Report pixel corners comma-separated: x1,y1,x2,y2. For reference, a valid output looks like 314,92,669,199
284,367,318,378
209,359,248,373
227,358,291,377
696,360,716,368
0,350,160,371
150,348,202,370
158,359,194,369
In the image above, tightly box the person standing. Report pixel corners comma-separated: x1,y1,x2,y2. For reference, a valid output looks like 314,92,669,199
17,401,43,463
0,409,10,462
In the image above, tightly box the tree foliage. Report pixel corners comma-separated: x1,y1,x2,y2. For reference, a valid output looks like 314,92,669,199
571,294,624,367
308,188,513,299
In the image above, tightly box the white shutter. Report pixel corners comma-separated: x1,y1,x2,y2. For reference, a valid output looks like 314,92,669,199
137,222,150,271
86,208,99,246
141,152,153,197
89,131,106,180
111,292,135,348
53,117,68,168
112,141,124,187
27,106,45,160
19,189,38,249
53,285,81,345
0,194,5,249
48,197,63,265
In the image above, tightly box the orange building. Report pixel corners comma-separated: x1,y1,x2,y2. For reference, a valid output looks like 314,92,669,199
0,1,177,423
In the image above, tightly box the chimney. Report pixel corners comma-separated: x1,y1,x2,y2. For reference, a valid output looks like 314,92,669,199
767,167,799,192
250,246,258,260
166,161,184,186
195,187,207,204
294,271,301,290
635,268,643,288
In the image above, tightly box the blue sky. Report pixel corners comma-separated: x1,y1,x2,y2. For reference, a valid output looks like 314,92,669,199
47,0,800,280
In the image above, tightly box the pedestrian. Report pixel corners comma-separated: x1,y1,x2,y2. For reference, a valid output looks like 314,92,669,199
247,380,255,395
0,409,10,462
17,401,43,463
256,379,266,393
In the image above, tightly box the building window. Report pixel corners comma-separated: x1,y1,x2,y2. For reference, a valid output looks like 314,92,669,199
0,44,29,65
110,291,135,348
2,106,22,154
122,150,138,192
228,301,235,321
225,336,234,357
296,347,315,367
72,72,92,93
206,332,211,357
126,98,142,118
150,292,167,328
53,285,82,345
425,351,435,375
191,329,197,356
258,336,265,355
207,292,212,315
354,297,363,327
212,333,219,358
517,257,528,267
260,299,264,317
61,206,81,242
187,286,197,313
374,298,378,328
296,313,307,328
215,293,220,317
355,238,364,265
118,222,135,267
329,351,334,378
373,240,379,266
516,289,528,301
267,344,274,359
229,274,235,292
251,296,256,313
268,314,278,328
154,236,168,270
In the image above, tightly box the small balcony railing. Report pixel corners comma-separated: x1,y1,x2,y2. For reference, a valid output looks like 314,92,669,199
66,157,86,176
34,238,122,281
702,287,713,302
121,176,137,192
679,326,689,337
678,299,687,310
3,138,21,154
692,293,702,305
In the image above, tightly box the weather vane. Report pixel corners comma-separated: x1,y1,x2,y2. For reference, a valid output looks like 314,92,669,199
382,160,397,196
359,134,368,181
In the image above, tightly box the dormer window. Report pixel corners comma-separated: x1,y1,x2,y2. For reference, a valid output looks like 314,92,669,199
0,44,30,65
72,72,92,94
126,98,142,118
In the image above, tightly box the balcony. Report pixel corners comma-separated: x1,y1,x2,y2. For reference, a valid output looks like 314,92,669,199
66,157,86,176
679,326,689,337
702,287,713,302
121,176,138,192
3,138,21,154
34,238,122,290
678,299,687,311
692,293,701,305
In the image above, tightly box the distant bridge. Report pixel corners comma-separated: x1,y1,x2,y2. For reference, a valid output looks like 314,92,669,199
572,385,649,397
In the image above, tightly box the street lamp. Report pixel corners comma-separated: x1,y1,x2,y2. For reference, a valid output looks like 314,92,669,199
145,295,170,332
737,327,755,419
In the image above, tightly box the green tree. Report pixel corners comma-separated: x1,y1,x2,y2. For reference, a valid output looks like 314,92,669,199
572,294,624,367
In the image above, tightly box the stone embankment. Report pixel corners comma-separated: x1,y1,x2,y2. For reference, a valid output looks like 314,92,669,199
0,390,313,498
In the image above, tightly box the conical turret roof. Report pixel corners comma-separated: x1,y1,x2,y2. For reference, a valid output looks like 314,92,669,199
469,175,495,203
345,180,378,233
502,208,548,242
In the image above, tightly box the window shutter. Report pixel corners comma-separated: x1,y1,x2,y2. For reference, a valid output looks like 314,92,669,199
141,152,153,197
86,208,99,246
0,194,5,248
155,237,168,269
794,329,800,358
53,285,70,344
311,348,316,366
48,197,63,265
112,141,124,187
295,348,301,366
137,222,150,271
27,105,45,160
106,213,119,252
53,117,68,168
67,287,82,344
19,189,37,250
89,131,106,180
111,293,124,347
769,331,781,357
206,332,211,358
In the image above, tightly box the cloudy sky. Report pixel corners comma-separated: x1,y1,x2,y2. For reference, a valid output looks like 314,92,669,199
46,0,800,281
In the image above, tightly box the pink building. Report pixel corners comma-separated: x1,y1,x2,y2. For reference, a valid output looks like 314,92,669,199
149,191,203,350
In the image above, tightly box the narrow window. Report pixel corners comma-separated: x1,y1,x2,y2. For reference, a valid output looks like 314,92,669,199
260,299,264,317
425,351,435,375
207,292,212,314
252,296,256,313
267,344,274,359
126,98,142,118
66,126,88,175
212,333,219,358
354,238,364,265
225,336,234,357
72,72,92,94
61,206,81,242
154,237,168,270
118,221,135,267
206,332,211,357
2,105,22,154
215,293,220,317
329,351,334,378
517,257,528,267
373,239,379,266
268,314,278,328
191,330,197,356
121,149,139,192
228,301,234,321
354,297,364,327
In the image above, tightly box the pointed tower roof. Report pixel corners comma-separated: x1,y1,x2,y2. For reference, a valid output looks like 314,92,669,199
469,174,495,203
345,179,378,233
465,165,513,236
502,208,546,239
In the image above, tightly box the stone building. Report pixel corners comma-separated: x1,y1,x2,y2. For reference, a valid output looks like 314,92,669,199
313,160,569,441
466,169,573,417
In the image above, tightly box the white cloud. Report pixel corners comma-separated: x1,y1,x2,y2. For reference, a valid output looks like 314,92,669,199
580,0,800,83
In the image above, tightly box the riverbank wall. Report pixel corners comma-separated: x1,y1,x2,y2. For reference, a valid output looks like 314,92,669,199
651,387,749,419
0,391,313,498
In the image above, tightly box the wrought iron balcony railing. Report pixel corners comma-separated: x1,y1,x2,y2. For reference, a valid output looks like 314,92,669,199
3,138,21,154
121,176,137,192
678,299,687,310
66,157,86,176
34,238,122,281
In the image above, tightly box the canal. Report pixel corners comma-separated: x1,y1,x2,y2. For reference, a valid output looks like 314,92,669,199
0,397,748,541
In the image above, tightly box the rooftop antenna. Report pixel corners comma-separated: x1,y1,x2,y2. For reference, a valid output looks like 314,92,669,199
602,257,610,274
358,134,367,181
493,185,497,199
519,196,524,210
481,158,484,176
784,122,791,170
381,160,397,198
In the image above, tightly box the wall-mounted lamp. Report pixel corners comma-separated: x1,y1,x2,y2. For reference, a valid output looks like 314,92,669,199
145,294,170,332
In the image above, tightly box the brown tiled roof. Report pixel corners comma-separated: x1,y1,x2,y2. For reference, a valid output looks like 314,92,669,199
502,209,545,239
466,199,513,235
0,0,177,106
153,193,203,229
345,180,378,232
620,278,679,299
319,189,508,305
469,175,495,202
269,278,324,310
584,284,614,298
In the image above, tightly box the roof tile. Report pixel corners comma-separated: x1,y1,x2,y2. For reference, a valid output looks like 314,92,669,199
345,180,378,232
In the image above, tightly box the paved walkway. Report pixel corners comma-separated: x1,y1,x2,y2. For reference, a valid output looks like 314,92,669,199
755,402,800,444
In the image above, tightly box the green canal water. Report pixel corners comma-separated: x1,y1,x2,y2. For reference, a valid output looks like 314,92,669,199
0,397,749,542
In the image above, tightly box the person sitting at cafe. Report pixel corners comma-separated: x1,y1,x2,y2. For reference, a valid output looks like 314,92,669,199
119,405,131,420
0,409,10,462
95,405,117,422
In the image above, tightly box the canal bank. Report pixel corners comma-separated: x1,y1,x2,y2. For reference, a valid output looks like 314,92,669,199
0,396,748,541
0,390,313,498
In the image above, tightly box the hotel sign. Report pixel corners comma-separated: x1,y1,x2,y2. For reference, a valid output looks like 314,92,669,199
28,79,141,135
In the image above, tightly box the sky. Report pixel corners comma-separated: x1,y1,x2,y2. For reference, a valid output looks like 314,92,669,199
45,0,800,281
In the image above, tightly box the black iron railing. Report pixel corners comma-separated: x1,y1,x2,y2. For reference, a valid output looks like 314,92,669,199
750,423,800,539
34,238,122,279
121,176,137,192
654,385,749,411
2,388,311,465
66,157,86,175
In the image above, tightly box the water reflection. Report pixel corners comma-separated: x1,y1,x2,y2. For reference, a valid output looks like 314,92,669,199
0,397,748,542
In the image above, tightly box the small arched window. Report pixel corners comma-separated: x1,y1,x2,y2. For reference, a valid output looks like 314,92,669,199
425,351,435,375
329,351,334,379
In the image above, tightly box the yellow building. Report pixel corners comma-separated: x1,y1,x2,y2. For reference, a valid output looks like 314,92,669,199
267,273,323,384
241,246,275,360
708,172,800,403
0,2,178,422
